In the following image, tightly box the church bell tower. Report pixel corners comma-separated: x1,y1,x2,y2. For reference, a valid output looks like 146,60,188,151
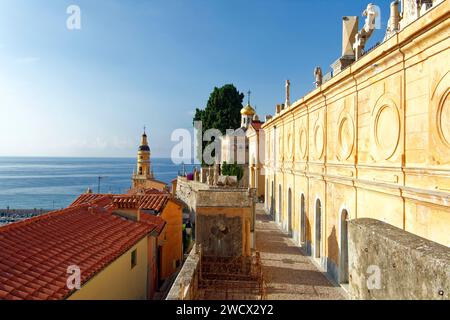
134,127,154,179
131,126,167,192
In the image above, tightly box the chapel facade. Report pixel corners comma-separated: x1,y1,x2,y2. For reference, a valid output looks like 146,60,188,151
262,0,449,284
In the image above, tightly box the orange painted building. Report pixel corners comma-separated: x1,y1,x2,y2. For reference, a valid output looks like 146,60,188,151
111,191,183,285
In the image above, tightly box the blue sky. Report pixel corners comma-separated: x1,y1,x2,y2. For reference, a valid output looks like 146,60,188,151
0,0,390,158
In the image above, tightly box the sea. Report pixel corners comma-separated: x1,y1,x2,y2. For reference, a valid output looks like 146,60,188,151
0,157,195,210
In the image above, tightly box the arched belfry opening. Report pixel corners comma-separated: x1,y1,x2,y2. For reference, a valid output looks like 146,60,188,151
315,199,322,259
340,209,349,284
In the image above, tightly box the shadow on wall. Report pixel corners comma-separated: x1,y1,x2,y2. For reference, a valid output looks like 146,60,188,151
326,226,340,283
327,226,338,265
306,215,312,251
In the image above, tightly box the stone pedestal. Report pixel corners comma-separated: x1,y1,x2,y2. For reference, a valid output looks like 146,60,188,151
331,55,355,75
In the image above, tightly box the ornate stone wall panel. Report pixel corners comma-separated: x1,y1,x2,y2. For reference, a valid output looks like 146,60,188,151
326,100,339,163
309,109,326,162
278,127,284,163
430,70,450,166
356,85,374,164
338,114,356,161
285,120,295,165
299,116,308,161
261,3,450,253
337,95,357,163
368,77,404,165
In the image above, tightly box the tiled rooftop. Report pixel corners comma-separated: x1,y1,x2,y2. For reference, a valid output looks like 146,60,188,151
113,194,170,212
70,194,114,208
140,213,166,235
0,202,156,300
251,121,263,131
72,191,171,213
127,188,169,195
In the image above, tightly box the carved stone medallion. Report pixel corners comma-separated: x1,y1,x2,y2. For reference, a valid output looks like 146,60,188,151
314,123,324,160
372,102,400,160
299,127,307,159
438,91,450,147
338,115,355,160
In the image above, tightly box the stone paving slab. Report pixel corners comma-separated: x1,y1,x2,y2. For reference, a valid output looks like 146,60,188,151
255,205,346,300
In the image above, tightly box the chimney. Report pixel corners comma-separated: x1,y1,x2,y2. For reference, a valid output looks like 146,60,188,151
389,0,400,33
342,16,358,57
276,104,281,114
331,16,358,75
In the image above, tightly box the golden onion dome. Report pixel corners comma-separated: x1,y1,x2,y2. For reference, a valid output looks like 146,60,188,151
240,103,256,116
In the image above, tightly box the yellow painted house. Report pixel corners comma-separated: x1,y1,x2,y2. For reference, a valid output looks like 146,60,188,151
68,236,151,300
0,196,163,300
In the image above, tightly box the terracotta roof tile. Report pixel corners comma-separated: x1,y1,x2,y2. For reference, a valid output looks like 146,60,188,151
0,202,157,300
127,188,170,195
140,214,166,235
251,121,263,131
69,194,114,208
113,193,170,212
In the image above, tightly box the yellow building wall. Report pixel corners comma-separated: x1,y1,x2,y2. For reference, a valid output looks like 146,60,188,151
247,128,265,198
262,2,450,282
68,237,149,300
159,200,183,280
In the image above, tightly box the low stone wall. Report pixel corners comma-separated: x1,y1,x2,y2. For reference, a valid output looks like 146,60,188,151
196,188,255,208
349,218,450,300
176,177,209,212
166,245,200,300
176,177,255,210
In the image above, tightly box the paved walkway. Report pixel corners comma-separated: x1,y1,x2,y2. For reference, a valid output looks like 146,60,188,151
255,204,346,300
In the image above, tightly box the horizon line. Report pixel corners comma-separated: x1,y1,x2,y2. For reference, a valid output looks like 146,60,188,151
0,155,195,160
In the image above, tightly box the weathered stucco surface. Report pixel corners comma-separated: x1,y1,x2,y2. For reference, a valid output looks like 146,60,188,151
196,213,243,257
166,246,200,300
348,218,450,300
175,177,256,257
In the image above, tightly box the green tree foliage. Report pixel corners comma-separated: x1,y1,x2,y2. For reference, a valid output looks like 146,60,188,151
193,84,244,162
221,162,244,181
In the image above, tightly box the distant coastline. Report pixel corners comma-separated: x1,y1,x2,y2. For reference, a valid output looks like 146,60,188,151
0,208,51,213
0,208,50,227
0,157,195,210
